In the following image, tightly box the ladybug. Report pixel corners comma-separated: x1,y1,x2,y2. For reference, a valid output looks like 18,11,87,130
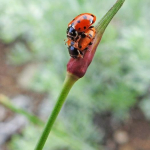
67,26,96,58
67,13,96,42
77,26,96,51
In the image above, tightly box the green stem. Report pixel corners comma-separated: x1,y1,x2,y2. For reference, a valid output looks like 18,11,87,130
96,0,125,36
0,94,94,149
0,94,43,126
34,73,79,150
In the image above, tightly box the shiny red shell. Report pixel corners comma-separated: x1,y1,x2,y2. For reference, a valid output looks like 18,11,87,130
78,27,96,50
67,27,96,51
68,13,96,33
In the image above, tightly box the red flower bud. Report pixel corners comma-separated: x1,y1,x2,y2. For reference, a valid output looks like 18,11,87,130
67,35,102,78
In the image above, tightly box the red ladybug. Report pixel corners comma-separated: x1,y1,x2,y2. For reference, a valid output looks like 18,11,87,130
67,13,96,42
67,26,96,58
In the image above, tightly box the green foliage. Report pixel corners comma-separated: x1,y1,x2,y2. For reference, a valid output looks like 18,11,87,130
1,0,150,149
8,43,32,64
10,123,102,150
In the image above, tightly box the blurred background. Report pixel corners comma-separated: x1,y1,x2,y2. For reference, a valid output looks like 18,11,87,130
0,0,150,150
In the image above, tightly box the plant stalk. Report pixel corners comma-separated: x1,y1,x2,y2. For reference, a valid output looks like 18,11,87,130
34,73,78,150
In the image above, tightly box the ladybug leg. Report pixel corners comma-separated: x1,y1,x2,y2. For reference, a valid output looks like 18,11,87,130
64,39,67,45
83,47,90,52
87,48,91,52
76,35,82,42
84,46,90,52
65,39,69,45
73,35,82,48
77,50,83,58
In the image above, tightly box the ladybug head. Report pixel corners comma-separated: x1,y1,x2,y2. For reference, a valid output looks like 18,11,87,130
68,46,83,59
68,46,78,58
67,26,78,41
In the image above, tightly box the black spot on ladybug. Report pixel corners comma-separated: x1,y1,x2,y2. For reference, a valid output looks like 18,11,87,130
77,20,80,23
78,28,81,31
91,14,94,17
89,26,94,29
84,26,86,29
81,33,86,38
89,19,93,24
79,45,82,48
89,42,93,45
83,15,87,19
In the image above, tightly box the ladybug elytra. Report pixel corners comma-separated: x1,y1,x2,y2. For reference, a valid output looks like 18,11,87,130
67,13,96,42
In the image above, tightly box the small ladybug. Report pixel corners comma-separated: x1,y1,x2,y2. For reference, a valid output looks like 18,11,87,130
67,26,96,58
77,26,96,51
67,13,96,42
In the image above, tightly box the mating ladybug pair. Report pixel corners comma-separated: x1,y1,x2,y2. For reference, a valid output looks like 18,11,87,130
66,13,96,58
